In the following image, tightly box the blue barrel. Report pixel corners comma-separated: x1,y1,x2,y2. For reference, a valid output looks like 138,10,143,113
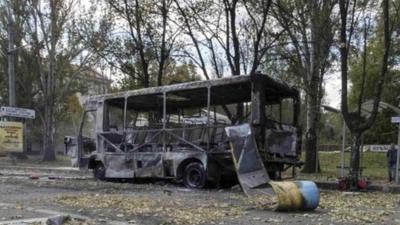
269,180,320,211
295,181,320,210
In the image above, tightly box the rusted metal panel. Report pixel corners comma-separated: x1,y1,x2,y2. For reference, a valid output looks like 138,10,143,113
225,123,272,196
84,74,298,109
225,124,320,211
65,73,303,188
265,126,297,157
104,154,134,178
133,152,164,177
164,151,208,177
250,77,266,125
251,76,267,160
87,75,252,100
64,136,78,167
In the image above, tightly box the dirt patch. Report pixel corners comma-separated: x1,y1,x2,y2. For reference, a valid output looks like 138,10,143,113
320,191,400,224
55,193,244,225
2,174,400,225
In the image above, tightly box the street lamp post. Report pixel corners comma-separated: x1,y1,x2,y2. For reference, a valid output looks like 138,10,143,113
7,2,15,107
5,3,33,108
396,124,400,183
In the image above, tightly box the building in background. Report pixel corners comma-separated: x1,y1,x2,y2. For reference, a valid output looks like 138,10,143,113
73,66,113,95
30,66,113,155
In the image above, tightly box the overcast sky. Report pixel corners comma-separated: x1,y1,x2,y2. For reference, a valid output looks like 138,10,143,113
325,71,342,109
78,0,343,109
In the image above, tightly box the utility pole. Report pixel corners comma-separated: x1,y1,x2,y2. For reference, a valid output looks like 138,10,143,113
396,123,400,183
391,116,400,183
7,1,16,107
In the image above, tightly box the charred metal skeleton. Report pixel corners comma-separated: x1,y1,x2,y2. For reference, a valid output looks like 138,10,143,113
64,73,302,188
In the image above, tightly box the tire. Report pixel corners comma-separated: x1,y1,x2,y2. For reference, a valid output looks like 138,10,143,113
93,163,106,181
183,162,207,189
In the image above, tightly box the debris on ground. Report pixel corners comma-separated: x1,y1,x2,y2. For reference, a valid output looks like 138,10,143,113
55,194,244,225
46,215,70,225
2,173,400,225
320,191,399,224
246,194,277,210
51,186,400,225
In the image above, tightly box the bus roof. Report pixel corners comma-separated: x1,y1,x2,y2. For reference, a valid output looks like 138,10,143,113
84,74,299,110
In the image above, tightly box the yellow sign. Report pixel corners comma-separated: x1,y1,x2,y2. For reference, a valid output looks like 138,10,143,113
0,121,23,152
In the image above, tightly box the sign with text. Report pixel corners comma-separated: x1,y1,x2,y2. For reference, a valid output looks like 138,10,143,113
0,106,35,119
391,116,400,123
0,121,23,152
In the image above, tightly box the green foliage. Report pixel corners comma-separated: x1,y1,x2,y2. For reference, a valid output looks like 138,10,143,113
118,60,201,90
163,60,200,85
318,112,343,144
0,0,108,156
348,38,400,144
309,152,388,180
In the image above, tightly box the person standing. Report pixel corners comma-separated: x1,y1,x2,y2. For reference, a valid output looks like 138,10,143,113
387,144,398,182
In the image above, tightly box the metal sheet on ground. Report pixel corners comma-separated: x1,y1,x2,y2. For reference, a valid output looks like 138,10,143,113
225,124,320,211
225,123,273,196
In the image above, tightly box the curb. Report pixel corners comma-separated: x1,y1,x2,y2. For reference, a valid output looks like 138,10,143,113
0,165,87,176
0,171,92,180
3,165,400,193
315,181,400,193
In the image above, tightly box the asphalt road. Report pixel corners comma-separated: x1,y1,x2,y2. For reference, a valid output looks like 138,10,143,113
0,171,399,225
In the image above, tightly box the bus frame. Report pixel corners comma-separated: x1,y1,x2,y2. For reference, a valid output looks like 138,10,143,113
65,73,302,188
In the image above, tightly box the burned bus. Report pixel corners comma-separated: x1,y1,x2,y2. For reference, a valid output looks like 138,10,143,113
64,73,302,188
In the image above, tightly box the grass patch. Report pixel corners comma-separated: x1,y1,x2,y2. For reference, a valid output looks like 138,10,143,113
0,150,389,180
298,151,388,181
0,154,71,167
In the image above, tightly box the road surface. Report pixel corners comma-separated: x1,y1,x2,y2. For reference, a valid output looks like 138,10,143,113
0,170,399,225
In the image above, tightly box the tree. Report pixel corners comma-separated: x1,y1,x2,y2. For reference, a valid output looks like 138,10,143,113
0,1,31,106
348,37,400,145
18,0,100,160
174,0,275,122
26,0,71,160
272,0,337,172
118,60,200,90
85,0,179,89
339,0,393,187
347,0,400,145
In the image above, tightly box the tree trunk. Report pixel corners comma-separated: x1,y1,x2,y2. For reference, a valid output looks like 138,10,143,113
41,0,57,161
302,91,320,173
42,107,56,161
338,0,391,188
157,0,167,87
142,62,150,88
349,132,362,188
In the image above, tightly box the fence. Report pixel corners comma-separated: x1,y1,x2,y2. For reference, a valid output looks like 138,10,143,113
316,144,391,152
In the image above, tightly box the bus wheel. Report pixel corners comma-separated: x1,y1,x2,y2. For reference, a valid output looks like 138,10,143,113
94,163,106,181
183,162,206,189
